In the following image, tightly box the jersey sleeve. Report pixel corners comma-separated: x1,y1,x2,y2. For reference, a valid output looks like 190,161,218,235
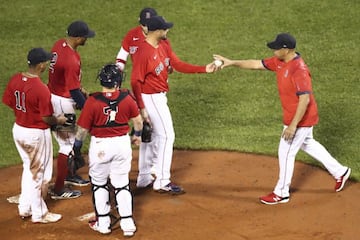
262,56,278,71
64,59,81,91
130,49,149,109
77,97,95,130
115,47,129,71
165,41,206,73
121,30,132,52
36,84,54,117
292,67,313,95
126,95,141,119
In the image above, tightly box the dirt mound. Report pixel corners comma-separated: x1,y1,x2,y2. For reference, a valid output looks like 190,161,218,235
0,150,358,240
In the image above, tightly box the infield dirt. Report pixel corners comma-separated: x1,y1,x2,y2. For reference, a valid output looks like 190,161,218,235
0,150,358,240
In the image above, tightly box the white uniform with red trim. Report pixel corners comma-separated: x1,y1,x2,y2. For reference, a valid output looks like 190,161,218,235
131,39,207,190
77,89,139,233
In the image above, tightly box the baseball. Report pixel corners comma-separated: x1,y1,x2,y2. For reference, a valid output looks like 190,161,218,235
214,59,223,67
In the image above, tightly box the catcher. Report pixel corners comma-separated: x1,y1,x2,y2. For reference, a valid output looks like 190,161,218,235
72,64,143,237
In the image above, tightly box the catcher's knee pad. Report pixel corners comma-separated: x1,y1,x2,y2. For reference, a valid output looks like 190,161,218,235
90,178,111,223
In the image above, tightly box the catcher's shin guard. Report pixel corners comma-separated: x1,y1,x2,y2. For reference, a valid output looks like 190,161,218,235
90,177,111,231
110,183,134,228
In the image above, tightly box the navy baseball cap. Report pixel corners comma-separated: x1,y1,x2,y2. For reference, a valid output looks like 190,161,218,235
27,48,53,65
147,16,173,31
139,7,157,26
267,33,296,50
67,20,95,38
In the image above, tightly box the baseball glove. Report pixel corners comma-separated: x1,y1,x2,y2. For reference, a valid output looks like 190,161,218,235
141,121,152,143
68,145,85,176
51,113,76,132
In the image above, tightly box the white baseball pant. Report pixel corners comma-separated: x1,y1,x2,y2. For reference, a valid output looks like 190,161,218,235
274,126,348,197
137,93,175,190
13,123,53,222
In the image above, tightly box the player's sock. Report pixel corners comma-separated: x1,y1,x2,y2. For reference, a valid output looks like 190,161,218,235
54,153,69,193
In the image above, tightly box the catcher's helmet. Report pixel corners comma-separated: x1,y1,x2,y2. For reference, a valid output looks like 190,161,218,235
97,64,123,88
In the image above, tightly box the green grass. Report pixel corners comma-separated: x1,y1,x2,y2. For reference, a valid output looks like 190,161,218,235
0,0,359,180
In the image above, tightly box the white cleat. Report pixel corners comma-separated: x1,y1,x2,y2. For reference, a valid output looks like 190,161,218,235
33,212,62,223
120,218,137,237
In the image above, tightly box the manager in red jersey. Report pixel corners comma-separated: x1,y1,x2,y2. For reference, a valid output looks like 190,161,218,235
131,16,219,194
73,64,142,237
214,33,351,205
2,48,67,223
48,20,95,200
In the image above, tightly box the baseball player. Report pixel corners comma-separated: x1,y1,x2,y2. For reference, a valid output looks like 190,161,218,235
115,7,160,187
131,16,219,194
2,48,66,223
115,7,158,71
48,20,95,199
73,64,142,237
213,33,351,205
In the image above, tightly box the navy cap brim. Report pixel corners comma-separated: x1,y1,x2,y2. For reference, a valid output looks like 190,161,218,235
164,22,173,29
267,41,283,50
83,29,95,38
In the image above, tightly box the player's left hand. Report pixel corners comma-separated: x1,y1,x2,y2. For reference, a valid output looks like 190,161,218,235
213,54,232,69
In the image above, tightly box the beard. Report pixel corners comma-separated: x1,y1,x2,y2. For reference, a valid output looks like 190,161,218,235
79,38,87,46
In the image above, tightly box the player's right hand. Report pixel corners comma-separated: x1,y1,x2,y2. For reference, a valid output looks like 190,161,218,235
213,54,231,69
131,135,141,146
140,108,150,123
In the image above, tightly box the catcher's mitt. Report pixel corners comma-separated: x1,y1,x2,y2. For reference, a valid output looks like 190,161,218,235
68,145,85,176
51,113,76,132
142,121,152,143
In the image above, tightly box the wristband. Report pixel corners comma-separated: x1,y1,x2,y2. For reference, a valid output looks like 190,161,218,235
134,130,142,137
74,139,83,148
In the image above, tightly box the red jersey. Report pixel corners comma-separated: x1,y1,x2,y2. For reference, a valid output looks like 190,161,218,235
262,54,319,126
131,40,206,108
2,73,54,129
116,26,171,67
77,89,140,137
48,39,81,98
118,26,145,63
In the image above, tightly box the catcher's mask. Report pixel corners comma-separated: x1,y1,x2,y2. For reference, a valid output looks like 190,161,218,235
97,64,124,88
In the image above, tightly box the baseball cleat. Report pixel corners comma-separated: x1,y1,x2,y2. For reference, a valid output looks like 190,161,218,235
88,219,111,234
136,175,155,188
7,194,20,204
33,212,62,223
19,212,32,220
50,188,81,200
155,182,185,195
65,174,90,187
259,192,289,205
120,218,137,237
335,167,351,192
